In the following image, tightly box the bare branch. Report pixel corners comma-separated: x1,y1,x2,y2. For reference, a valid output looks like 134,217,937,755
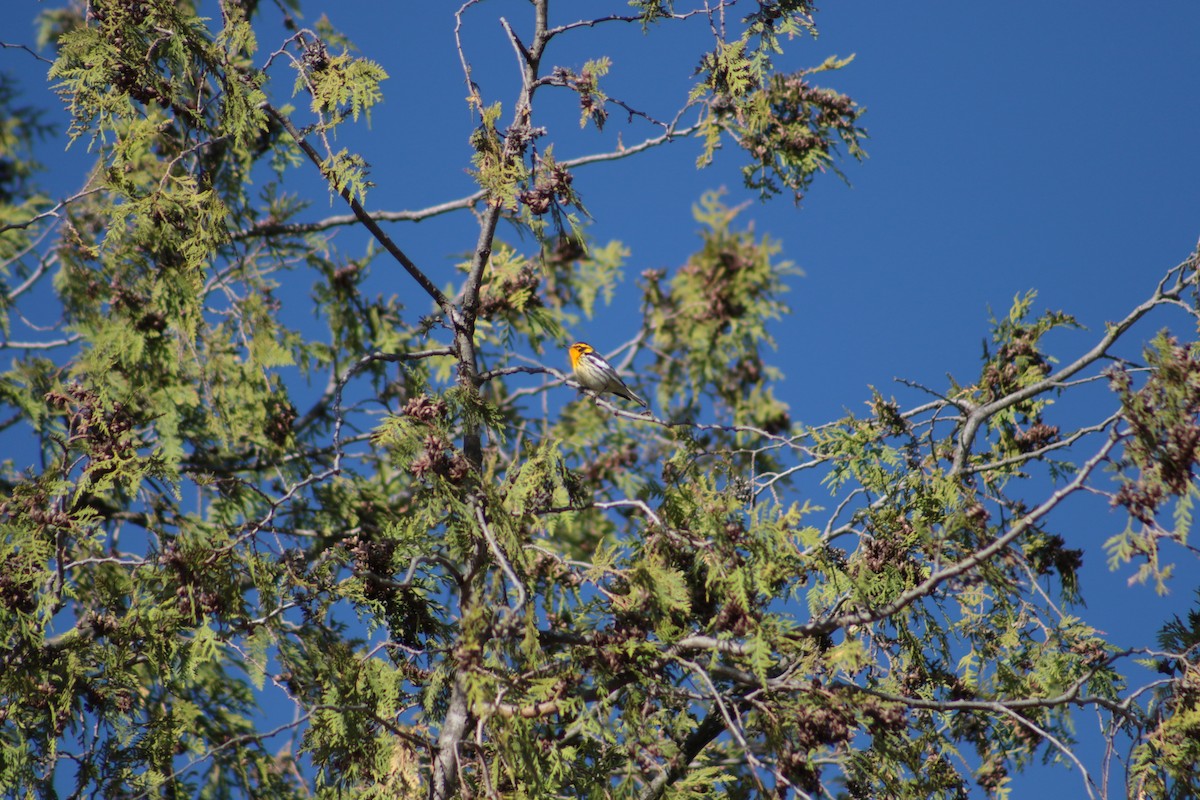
476,502,527,623
232,192,486,238
259,101,458,323
0,40,54,65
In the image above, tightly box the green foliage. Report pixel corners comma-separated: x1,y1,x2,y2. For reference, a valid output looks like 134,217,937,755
554,58,611,130
1106,331,1200,592
1,3,1199,800
302,47,388,123
696,50,866,201
646,190,794,434
966,292,1081,476
1127,589,1200,799
0,81,51,266
470,101,528,211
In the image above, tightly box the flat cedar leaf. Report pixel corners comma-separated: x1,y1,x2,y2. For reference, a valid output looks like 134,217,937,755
244,621,271,692
957,648,980,688
747,632,773,684
649,566,690,614
183,623,219,683
669,765,732,798
827,637,865,674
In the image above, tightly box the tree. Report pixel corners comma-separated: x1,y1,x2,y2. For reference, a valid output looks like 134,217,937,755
1,2,1198,799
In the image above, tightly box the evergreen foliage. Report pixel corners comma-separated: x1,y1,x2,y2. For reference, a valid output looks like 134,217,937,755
1,2,1198,799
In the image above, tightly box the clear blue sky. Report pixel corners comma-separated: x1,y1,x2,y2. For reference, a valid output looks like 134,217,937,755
7,1,1200,796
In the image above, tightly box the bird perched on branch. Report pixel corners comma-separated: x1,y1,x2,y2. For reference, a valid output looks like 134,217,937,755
568,341,648,408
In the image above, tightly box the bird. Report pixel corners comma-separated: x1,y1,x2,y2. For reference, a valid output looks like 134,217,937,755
568,341,648,408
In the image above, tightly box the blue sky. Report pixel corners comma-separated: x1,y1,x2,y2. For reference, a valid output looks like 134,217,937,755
6,1,1200,796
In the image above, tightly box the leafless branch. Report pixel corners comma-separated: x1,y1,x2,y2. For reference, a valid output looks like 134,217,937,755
476,502,527,623
260,101,458,322
0,40,54,65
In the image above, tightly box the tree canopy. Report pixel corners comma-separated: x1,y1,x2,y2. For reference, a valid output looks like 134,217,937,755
1,2,1199,799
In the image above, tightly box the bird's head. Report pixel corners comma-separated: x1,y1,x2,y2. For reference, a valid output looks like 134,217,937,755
568,341,593,368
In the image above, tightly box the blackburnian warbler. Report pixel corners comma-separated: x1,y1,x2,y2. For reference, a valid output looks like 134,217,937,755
568,341,647,408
